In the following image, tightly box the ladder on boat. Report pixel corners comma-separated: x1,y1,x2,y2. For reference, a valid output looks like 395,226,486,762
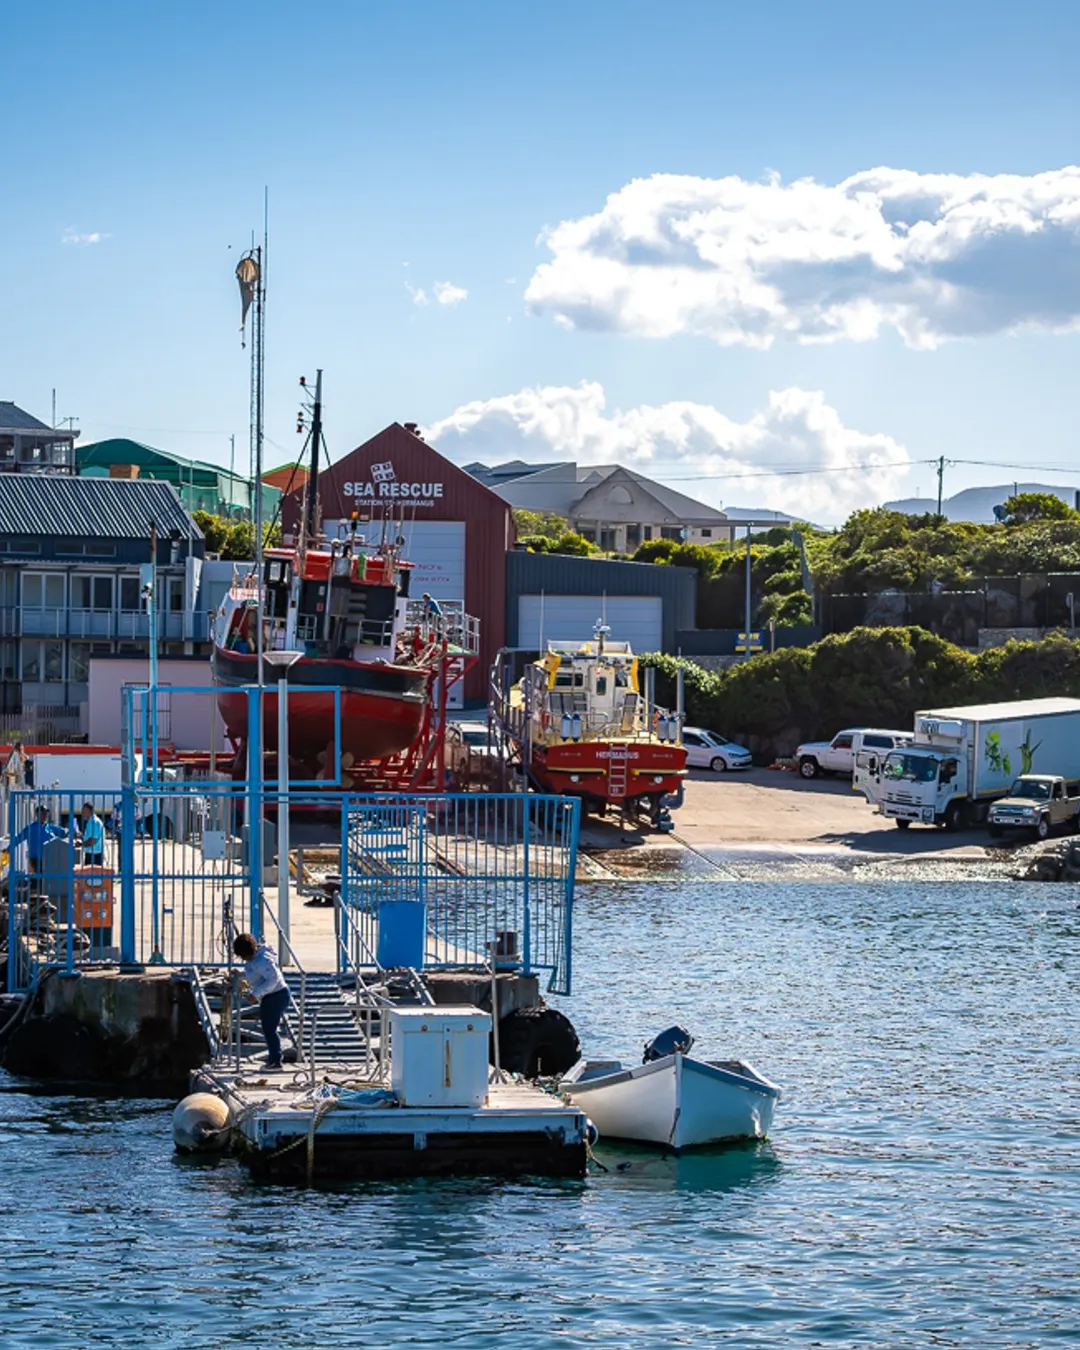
607,754,629,801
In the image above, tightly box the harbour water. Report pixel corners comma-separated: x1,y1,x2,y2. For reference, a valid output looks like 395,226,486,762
1,879,1077,1347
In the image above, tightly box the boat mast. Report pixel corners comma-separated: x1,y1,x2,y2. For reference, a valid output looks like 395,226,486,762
305,369,323,542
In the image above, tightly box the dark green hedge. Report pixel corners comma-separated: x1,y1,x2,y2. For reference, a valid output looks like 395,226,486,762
641,627,1080,759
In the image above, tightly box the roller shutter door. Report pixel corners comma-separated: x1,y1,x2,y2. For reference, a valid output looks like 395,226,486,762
517,595,663,651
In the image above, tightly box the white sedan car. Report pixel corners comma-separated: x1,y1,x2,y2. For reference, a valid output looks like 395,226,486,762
681,726,753,772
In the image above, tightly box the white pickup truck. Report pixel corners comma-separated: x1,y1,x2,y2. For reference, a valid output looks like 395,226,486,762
987,775,1080,840
796,728,911,781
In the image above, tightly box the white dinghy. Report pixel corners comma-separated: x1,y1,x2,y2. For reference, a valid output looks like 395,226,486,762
560,1027,781,1151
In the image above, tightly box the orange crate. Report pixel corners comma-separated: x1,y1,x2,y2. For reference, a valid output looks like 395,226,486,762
73,867,114,929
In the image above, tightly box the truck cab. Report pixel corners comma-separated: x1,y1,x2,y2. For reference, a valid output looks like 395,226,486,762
852,730,914,802
878,746,965,830
987,775,1080,840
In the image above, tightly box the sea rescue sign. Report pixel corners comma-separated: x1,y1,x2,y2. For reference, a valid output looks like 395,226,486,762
343,461,444,508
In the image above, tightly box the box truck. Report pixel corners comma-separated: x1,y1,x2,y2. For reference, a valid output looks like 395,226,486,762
875,697,1080,830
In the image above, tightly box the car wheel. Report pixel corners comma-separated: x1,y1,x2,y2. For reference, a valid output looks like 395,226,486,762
710,756,727,773
799,757,819,779
1035,815,1050,841
944,801,964,832
895,819,911,830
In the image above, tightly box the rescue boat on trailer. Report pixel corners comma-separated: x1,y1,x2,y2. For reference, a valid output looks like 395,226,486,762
492,622,686,827
211,531,437,773
211,369,472,780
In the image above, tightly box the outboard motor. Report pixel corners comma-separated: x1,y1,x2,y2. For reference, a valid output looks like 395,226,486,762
642,1025,694,1063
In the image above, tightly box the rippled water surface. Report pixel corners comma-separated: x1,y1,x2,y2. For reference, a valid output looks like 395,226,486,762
2,881,1079,1348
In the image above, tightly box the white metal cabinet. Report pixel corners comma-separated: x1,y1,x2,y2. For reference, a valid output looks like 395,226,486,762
390,1006,491,1108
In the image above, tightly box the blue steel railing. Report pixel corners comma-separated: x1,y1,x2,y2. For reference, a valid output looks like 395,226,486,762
6,785,579,996
341,793,579,995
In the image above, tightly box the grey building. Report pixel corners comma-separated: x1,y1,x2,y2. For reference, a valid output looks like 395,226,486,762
505,550,696,655
0,401,77,476
0,477,206,734
468,460,732,549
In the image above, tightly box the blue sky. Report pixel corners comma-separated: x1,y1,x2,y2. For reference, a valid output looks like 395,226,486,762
4,0,1079,521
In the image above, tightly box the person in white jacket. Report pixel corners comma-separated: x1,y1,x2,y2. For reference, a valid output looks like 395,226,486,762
233,932,289,1069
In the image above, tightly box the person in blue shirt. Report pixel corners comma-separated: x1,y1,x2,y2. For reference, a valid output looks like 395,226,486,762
14,806,65,874
422,592,443,617
79,802,105,866
233,931,290,1070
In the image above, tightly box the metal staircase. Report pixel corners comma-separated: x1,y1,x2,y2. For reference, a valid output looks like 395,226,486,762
284,966,433,1068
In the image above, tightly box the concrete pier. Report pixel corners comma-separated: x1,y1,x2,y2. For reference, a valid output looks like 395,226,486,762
0,969,209,1090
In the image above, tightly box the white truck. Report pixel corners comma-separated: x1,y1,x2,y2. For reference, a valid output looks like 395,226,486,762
876,697,1080,831
796,728,912,782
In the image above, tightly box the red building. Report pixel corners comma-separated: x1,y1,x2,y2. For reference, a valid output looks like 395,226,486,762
284,422,514,702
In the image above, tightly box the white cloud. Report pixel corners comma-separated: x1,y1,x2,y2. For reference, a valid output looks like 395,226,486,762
405,282,429,306
524,166,1080,349
434,280,468,306
425,381,910,520
62,227,110,246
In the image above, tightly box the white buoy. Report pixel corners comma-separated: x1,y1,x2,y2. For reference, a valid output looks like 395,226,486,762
172,1092,233,1153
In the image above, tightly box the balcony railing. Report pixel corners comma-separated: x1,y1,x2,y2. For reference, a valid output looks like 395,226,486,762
5,608,209,641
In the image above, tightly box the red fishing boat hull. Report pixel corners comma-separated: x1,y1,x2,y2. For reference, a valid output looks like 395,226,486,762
212,646,429,771
527,740,687,808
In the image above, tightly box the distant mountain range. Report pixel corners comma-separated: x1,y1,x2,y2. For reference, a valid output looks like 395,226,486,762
884,483,1080,524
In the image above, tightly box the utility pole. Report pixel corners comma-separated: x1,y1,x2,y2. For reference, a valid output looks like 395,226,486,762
936,456,945,518
744,525,753,663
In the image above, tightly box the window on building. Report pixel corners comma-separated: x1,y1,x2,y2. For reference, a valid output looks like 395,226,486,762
120,576,141,611
72,575,115,611
22,573,65,609
578,528,596,543
167,577,184,612
59,539,117,557
607,485,633,505
643,525,653,541
600,529,617,552
700,528,712,538
22,641,64,682
661,527,683,541
626,524,642,549
69,642,91,683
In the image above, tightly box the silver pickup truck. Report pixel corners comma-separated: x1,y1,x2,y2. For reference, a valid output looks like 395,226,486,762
987,775,1080,840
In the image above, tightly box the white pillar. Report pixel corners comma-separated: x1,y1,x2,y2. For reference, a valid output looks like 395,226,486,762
277,674,291,966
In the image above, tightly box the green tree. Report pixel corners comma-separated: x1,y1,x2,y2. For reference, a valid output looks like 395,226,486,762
193,510,228,554
547,531,595,556
999,492,1080,525
218,519,282,560
631,539,677,565
512,509,568,539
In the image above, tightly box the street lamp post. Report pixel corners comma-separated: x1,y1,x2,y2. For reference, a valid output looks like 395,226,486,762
263,649,303,965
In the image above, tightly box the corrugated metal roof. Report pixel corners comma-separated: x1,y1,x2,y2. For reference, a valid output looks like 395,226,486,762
0,475,199,539
0,401,51,432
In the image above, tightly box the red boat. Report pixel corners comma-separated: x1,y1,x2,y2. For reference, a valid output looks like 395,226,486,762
492,623,687,828
211,543,434,773
212,372,475,781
